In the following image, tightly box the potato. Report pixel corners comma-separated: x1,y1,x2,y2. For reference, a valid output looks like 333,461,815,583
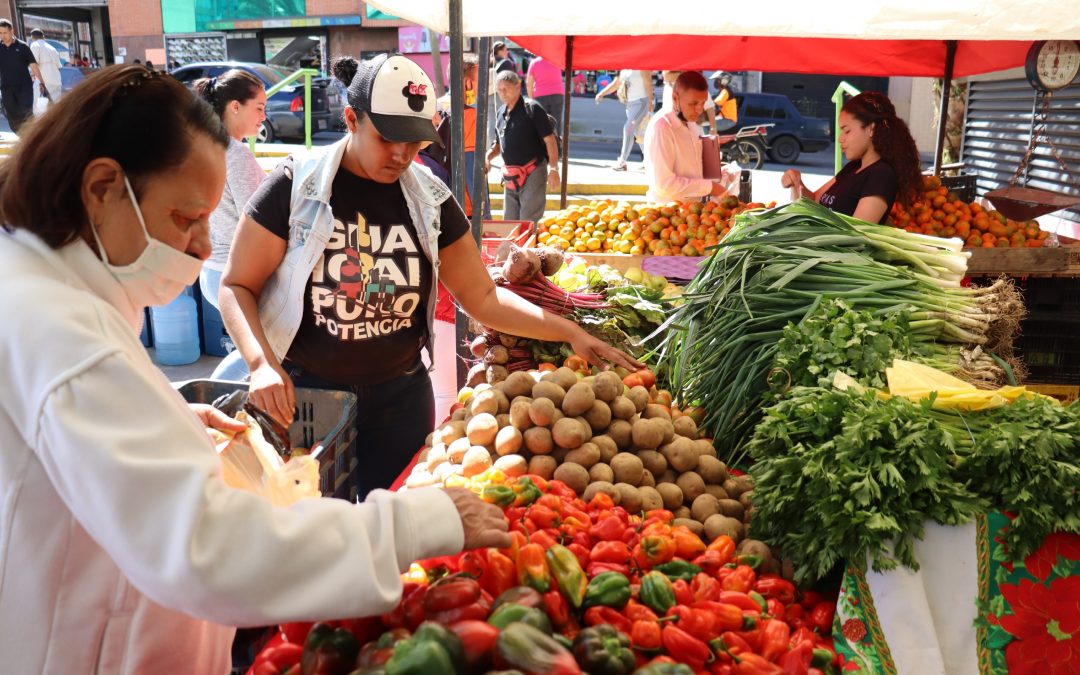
495,426,523,456
540,371,558,383
697,456,729,485
673,517,704,537
643,404,672,421
405,469,439,489
467,362,487,387
434,461,462,481
551,410,565,425
676,472,706,504
447,437,471,463
434,420,466,445
553,463,590,496
562,382,596,417
631,418,664,450
552,367,579,391
528,454,558,479
610,452,645,486
704,514,744,542
693,439,717,459
637,450,668,477
739,490,754,510
584,400,612,432
638,486,664,512
614,483,642,512
691,494,721,522
531,381,566,408
734,475,755,496
495,389,511,414
523,426,554,455
657,419,676,444
496,414,511,429
627,386,650,412
589,462,614,483
474,383,493,394
511,395,533,407
462,446,493,477
494,453,528,478
528,397,557,427
609,396,636,421
674,506,691,520
451,408,467,421
673,416,699,440
509,401,534,431
656,482,684,510
565,442,601,468
574,417,594,442
553,417,588,450
466,413,499,446
502,371,536,399
425,444,449,471
592,371,623,403
583,480,619,504
607,420,632,450
722,478,747,499
639,469,656,488
736,539,773,568
486,364,509,384
717,498,745,521
661,437,698,473
705,485,730,501
592,435,618,463
659,469,678,485
551,446,570,463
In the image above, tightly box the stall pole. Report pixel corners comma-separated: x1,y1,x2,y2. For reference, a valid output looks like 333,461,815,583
932,40,958,176
559,37,574,210
449,0,470,389
472,37,492,243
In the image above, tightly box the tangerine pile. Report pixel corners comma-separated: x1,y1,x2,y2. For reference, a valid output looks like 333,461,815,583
890,176,1047,248
536,196,770,256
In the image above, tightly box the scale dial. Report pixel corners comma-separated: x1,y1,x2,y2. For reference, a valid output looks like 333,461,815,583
1025,40,1080,91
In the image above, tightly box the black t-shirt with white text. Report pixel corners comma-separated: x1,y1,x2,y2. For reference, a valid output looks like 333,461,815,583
819,159,898,224
246,159,470,385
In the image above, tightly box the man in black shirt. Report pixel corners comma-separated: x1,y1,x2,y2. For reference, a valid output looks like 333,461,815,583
0,19,42,133
485,70,559,223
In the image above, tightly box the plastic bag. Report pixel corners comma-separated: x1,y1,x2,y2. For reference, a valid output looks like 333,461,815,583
207,410,321,506
33,95,48,117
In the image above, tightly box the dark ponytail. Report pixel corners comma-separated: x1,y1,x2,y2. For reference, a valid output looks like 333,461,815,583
331,56,368,124
842,92,922,207
192,68,263,120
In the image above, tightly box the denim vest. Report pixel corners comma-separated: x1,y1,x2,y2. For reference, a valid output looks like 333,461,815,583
257,137,451,371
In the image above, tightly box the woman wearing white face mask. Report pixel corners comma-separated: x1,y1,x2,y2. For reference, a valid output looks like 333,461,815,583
0,65,508,674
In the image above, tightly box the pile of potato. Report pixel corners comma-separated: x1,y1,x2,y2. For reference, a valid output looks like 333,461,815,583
410,367,756,544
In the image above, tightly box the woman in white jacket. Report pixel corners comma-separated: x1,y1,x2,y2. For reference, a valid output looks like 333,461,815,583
0,64,508,675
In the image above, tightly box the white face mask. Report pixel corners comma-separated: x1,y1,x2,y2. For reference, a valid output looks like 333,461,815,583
90,175,203,307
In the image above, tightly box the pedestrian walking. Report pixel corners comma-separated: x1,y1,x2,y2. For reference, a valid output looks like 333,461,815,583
526,55,565,130
28,29,61,104
0,19,43,133
595,69,653,171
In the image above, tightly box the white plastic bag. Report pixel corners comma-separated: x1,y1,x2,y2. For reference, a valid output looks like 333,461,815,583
207,410,321,506
33,95,48,117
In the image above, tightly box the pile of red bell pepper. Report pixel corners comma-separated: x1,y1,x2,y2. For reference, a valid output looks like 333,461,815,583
248,475,839,675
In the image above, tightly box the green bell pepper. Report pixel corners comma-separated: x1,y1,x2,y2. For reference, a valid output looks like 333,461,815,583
495,623,581,675
512,476,543,507
482,485,517,508
582,571,631,609
639,571,676,616
652,561,702,582
632,662,695,675
301,622,360,675
492,586,545,612
383,638,456,675
410,622,466,673
487,602,554,634
572,625,636,675
545,544,588,608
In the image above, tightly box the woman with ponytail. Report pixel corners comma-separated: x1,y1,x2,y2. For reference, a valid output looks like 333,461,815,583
780,91,921,224
192,68,266,308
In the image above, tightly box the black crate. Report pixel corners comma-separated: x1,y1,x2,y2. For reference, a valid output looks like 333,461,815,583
941,173,977,203
1018,313,1080,385
176,379,359,501
1019,277,1080,315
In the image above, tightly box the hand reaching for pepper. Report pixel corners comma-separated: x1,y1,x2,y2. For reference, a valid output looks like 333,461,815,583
445,487,512,550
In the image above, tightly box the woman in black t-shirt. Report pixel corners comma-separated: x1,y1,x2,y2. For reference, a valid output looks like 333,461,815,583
219,54,641,499
780,92,921,225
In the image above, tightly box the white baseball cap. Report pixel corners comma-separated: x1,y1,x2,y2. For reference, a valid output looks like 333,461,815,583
351,53,442,146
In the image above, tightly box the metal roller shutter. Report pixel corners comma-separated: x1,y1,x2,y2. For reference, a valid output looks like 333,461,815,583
961,77,1080,224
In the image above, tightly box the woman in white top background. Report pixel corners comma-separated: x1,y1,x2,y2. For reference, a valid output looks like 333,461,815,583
595,69,653,171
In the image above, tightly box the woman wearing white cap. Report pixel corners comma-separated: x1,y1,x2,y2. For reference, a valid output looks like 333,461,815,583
219,54,642,499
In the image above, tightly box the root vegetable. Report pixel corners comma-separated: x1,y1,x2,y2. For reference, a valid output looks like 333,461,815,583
610,396,636,420
469,335,489,358
661,437,698,473
716,499,745,521
643,404,672,421
553,463,590,496
562,383,596,417
676,472,706,503
537,246,565,276
467,363,487,387
736,539,773,568
494,454,528,478
734,475,754,495
485,345,509,365
486,365,509,384
673,518,704,537
552,417,587,449
637,450,668,477
639,486,664,512
674,506,691,520
531,381,566,408
583,481,619,504
447,437,471,463
584,400,612,432
589,463,614,483
493,389,510,414
615,484,642,513
434,461,462,481
466,413,499,446
705,485,730,501
528,398,556,427
591,435,618,463
551,446,570,463
656,483,684,510
462,446,493,477
451,408,467,421
498,333,522,349
528,454,557,479
697,456,729,485
657,419,676,444
631,418,664,450
607,420,632,450
564,442,601,468
496,414,511,429
406,470,439,489
691,494,721,522
721,479,744,499
573,417,594,443
495,426,523,456
639,469,656,488
610,453,645,486
553,367,580,391
659,469,678,485
523,427,554,455
739,490,754,510
673,416,699,440
592,371,623,403
502,371,535,399
434,421,467,445
627,386,650,412
510,401,534,431
503,244,542,284
425,444,449,471
704,515,744,543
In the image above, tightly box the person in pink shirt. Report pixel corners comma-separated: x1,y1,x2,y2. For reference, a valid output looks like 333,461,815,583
526,55,565,129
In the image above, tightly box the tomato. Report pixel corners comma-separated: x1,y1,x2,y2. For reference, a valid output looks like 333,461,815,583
636,369,657,389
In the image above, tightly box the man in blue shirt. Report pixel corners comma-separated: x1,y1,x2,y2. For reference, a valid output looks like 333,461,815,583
0,19,43,133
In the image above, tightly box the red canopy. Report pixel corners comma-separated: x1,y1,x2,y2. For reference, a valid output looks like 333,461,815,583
510,36,1032,77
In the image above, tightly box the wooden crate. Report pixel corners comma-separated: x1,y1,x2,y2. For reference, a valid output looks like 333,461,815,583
966,246,1080,277
1025,383,1080,405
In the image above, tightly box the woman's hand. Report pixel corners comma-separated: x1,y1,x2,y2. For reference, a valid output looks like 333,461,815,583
569,329,644,372
444,487,512,550
189,404,247,434
248,361,296,428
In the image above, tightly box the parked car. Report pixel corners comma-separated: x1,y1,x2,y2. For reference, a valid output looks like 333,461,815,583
171,61,337,142
732,93,831,164
60,65,85,95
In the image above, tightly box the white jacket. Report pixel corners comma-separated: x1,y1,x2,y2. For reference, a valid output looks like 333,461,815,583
0,228,465,674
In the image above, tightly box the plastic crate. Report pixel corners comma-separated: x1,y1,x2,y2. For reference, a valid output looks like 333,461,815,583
940,173,977,203
481,220,535,264
175,380,360,502
197,294,234,357
1018,277,1080,315
1018,314,1080,385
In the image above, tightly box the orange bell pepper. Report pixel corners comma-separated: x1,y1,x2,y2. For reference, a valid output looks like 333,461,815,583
672,525,706,559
